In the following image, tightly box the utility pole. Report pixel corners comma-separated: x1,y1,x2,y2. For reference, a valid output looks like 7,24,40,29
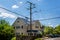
30,2,32,31
27,1,36,36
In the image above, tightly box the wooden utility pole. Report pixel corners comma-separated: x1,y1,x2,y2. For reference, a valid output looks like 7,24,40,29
27,1,36,36
30,2,32,30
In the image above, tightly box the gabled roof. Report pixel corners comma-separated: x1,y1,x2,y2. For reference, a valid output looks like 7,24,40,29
17,17,29,24
12,17,41,26
12,17,29,26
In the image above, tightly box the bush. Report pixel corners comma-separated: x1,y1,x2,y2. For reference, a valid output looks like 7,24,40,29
11,37,16,40
35,38,42,40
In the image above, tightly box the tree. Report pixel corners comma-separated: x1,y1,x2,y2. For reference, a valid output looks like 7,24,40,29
54,25,60,34
44,26,53,36
0,20,14,40
11,37,16,40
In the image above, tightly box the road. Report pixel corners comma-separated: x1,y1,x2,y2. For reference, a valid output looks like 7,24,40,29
44,37,60,40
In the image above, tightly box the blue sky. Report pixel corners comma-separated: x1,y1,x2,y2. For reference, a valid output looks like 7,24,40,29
0,0,60,27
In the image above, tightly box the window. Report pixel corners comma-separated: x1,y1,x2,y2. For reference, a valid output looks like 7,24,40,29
35,26,39,28
30,33,33,36
14,27,15,29
21,26,23,29
28,33,33,36
28,33,30,36
17,21,19,23
16,26,20,29
16,33,20,35
34,33,36,36
21,33,23,35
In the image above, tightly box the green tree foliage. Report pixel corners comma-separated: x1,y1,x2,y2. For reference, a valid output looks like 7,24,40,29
0,20,14,40
43,25,60,37
11,37,16,40
54,25,60,34
44,26,53,36
35,38,42,40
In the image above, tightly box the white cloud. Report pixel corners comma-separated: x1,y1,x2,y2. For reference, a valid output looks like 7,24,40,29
48,23,53,27
0,12,17,18
11,1,23,9
49,25,53,27
19,2,23,4
12,5,19,9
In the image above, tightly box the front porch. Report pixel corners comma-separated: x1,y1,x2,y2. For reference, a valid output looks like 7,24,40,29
27,30,41,36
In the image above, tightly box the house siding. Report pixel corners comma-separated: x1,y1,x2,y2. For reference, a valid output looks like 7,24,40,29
13,17,43,36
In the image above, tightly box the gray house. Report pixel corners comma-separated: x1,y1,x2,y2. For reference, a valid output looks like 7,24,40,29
13,17,43,36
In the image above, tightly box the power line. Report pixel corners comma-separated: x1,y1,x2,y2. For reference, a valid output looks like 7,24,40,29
40,17,60,21
0,7,60,21
8,0,18,5
2,6,59,21
14,0,20,6
40,6,60,12
0,7,29,19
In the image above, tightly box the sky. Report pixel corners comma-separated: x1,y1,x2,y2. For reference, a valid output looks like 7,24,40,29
0,0,60,27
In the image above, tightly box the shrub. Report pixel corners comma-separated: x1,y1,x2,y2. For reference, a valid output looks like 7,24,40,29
35,38,42,40
11,37,16,40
